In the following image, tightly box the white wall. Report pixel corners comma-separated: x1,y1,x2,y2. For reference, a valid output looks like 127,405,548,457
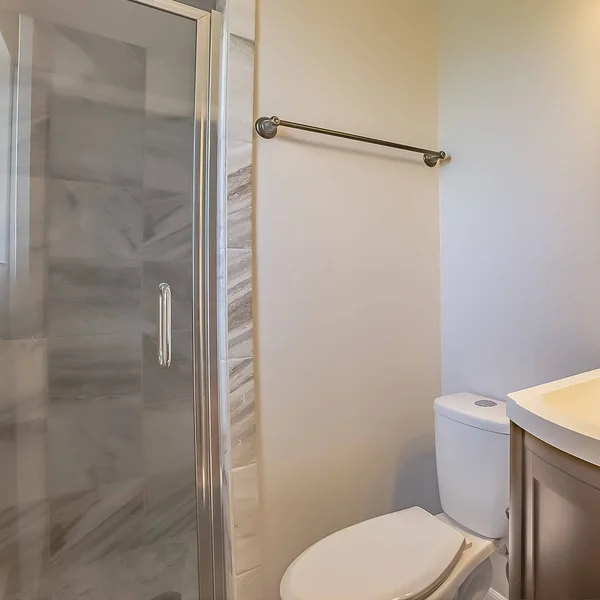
254,1,441,597
438,1,600,595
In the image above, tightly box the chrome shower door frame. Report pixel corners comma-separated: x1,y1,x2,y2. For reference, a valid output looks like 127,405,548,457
129,2,225,599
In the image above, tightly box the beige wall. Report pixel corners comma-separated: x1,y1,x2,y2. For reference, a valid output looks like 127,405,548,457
254,1,441,597
438,1,600,596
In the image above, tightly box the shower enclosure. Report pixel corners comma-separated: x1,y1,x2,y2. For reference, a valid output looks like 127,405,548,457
0,0,224,599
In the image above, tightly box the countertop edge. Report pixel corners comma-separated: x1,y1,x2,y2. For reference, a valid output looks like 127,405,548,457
507,397,600,469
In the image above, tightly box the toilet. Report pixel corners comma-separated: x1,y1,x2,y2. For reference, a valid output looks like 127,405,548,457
280,393,510,600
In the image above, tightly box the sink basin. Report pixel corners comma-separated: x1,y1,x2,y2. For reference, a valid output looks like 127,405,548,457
507,369,600,467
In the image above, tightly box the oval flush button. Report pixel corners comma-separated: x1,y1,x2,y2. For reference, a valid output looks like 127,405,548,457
475,399,497,407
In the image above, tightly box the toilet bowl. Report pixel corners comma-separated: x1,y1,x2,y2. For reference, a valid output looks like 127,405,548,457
281,508,496,600
280,393,509,600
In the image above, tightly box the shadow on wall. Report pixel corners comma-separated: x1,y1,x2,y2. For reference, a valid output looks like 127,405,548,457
393,433,442,515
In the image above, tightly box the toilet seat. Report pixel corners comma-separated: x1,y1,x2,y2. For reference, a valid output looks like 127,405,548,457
280,507,473,600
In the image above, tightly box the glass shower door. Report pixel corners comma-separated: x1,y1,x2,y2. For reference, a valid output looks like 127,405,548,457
0,1,220,599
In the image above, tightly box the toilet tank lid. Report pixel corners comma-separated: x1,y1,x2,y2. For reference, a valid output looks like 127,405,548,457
434,393,509,435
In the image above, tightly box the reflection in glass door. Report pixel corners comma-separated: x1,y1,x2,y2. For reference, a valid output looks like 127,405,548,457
0,1,222,599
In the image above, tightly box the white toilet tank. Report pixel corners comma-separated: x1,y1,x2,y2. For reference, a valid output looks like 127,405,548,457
434,393,510,539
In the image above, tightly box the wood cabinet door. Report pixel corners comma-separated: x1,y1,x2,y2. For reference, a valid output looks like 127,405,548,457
510,424,600,599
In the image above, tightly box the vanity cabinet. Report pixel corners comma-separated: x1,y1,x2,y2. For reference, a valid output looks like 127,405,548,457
509,423,600,600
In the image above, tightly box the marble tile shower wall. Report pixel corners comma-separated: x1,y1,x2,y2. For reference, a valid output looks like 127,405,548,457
220,1,262,599
0,23,199,600
0,4,260,600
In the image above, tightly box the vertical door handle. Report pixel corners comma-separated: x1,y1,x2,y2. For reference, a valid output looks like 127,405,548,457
158,283,172,368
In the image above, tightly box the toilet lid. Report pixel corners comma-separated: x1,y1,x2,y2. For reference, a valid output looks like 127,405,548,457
280,507,466,600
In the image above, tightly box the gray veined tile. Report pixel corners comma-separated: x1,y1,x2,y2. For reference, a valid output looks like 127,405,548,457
134,533,199,600
48,479,143,567
227,35,255,144
219,358,232,470
47,179,143,260
47,532,199,600
0,265,9,339
142,470,196,544
0,420,48,583
0,419,16,515
48,333,142,406
228,205,252,251
12,423,48,519
27,112,51,180
48,399,143,495
9,71,50,179
228,359,254,400
46,335,140,499
0,433,47,596
0,338,47,425
50,24,146,111
143,58,196,123
142,398,195,486
4,173,48,337
222,467,234,577
47,95,145,186
6,243,47,341
47,259,142,338
143,190,193,261
5,177,48,341
227,140,252,216
231,464,261,575
143,261,193,333
143,113,195,195
142,331,193,406
217,265,229,362
226,140,252,250
228,250,253,359
228,358,256,469
0,500,49,600
140,400,197,567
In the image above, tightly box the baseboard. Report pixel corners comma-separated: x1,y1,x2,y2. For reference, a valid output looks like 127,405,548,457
486,589,507,600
